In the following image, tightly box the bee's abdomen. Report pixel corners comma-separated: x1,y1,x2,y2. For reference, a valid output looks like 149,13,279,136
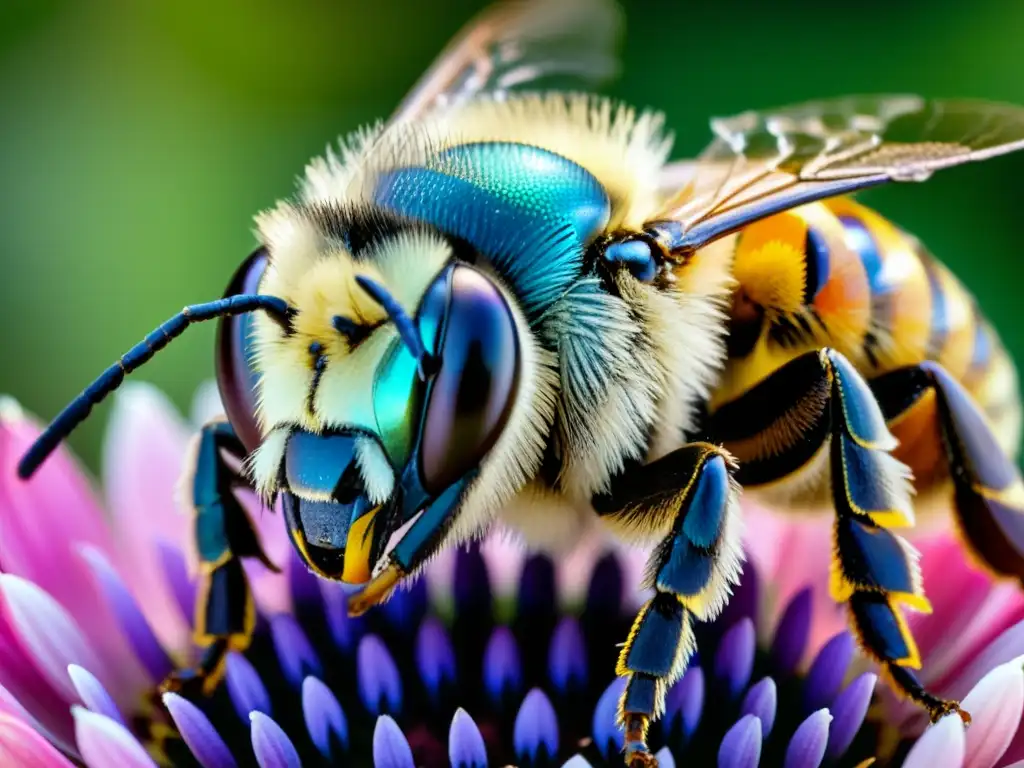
826,198,1021,462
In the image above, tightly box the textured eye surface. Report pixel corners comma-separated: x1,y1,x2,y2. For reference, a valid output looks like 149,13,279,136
216,247,268,453
418,266,520,495
603,239,658,282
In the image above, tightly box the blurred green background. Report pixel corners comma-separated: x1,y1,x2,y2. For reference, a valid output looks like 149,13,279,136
1,0,1022,470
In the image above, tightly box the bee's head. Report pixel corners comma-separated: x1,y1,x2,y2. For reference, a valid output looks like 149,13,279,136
219,136,610,584
221,203,542,586
281,261,521,585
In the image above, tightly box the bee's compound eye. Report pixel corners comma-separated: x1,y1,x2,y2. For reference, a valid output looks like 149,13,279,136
603,239,658,282
216,247,268,453
417,266,521,495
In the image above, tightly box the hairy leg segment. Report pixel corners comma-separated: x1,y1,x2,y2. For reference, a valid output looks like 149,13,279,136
593,443,742,767
162,420,277,696
709,349,967,724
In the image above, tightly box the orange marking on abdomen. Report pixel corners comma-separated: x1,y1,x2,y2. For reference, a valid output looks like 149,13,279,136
888,389,946,492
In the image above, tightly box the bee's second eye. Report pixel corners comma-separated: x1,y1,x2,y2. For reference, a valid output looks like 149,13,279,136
418,266,521,495
603,239,658,282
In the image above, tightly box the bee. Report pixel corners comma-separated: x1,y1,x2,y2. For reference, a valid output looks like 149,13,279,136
17,0,1024,765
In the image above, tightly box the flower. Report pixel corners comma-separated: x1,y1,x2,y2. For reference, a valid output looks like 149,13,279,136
0,382,1022,767
745,506,1024,764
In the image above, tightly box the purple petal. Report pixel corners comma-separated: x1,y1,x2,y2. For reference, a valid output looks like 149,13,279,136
0,574,109,702
654,747,675,768
68,665,122,725
961,658,1023,768
78,546,173,682
454,545,492,619
373,715,414,768
715,618,756,698
73,706,156,768
826,673,876,759
484,626,522,704
718,714,762,768
319,581,359,652
0,710,76,768
416,617,456,700
250,711,300,768
302,676,348,758
903,714,966,768
162,693,237,768
561,757,592,768
517,554,556,621
665,666,704,738
381,578,427,632
584,552,624,620
514,688,559,763
592,677,627,758
357,635,402,716
784,709,831,768
226,652,271,720
270,615,321,688
771,587,812,676
803,632,855,713
156,540,195,626
449,708,487,768
740,678,777,738
716,559,759,632
549,617,587,693
287,548,321,611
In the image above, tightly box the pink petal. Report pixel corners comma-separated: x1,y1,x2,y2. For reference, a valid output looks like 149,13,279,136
764,514,844,657
0,629,76,753
0,682,73,756
944,623,1024,702
903,714,966,768
0,713,76,768
742,502,788,582
101,384,193,652
0,400,143,694
910,534,993,668
0,576,111,704
189,381,224,427
962,659,1024,768
238,492,291,616
481,530,528,599
73,707,156,768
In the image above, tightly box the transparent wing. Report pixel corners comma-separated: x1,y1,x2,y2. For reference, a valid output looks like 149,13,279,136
653,95,1024,254
389,0,622,125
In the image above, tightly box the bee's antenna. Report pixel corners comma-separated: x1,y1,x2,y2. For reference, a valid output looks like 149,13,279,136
355,275,438,379
17,294,294,480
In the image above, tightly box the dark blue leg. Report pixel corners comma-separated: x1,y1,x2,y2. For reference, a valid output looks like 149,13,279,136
872,362,1024,584
163,420,277,696
593,444,740,767
710,349,965,724
17,294,291,479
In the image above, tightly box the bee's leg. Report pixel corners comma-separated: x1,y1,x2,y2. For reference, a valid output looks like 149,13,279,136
592,444,742,767
871,362,1024,584
162,420,277,697
709,349,967,723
